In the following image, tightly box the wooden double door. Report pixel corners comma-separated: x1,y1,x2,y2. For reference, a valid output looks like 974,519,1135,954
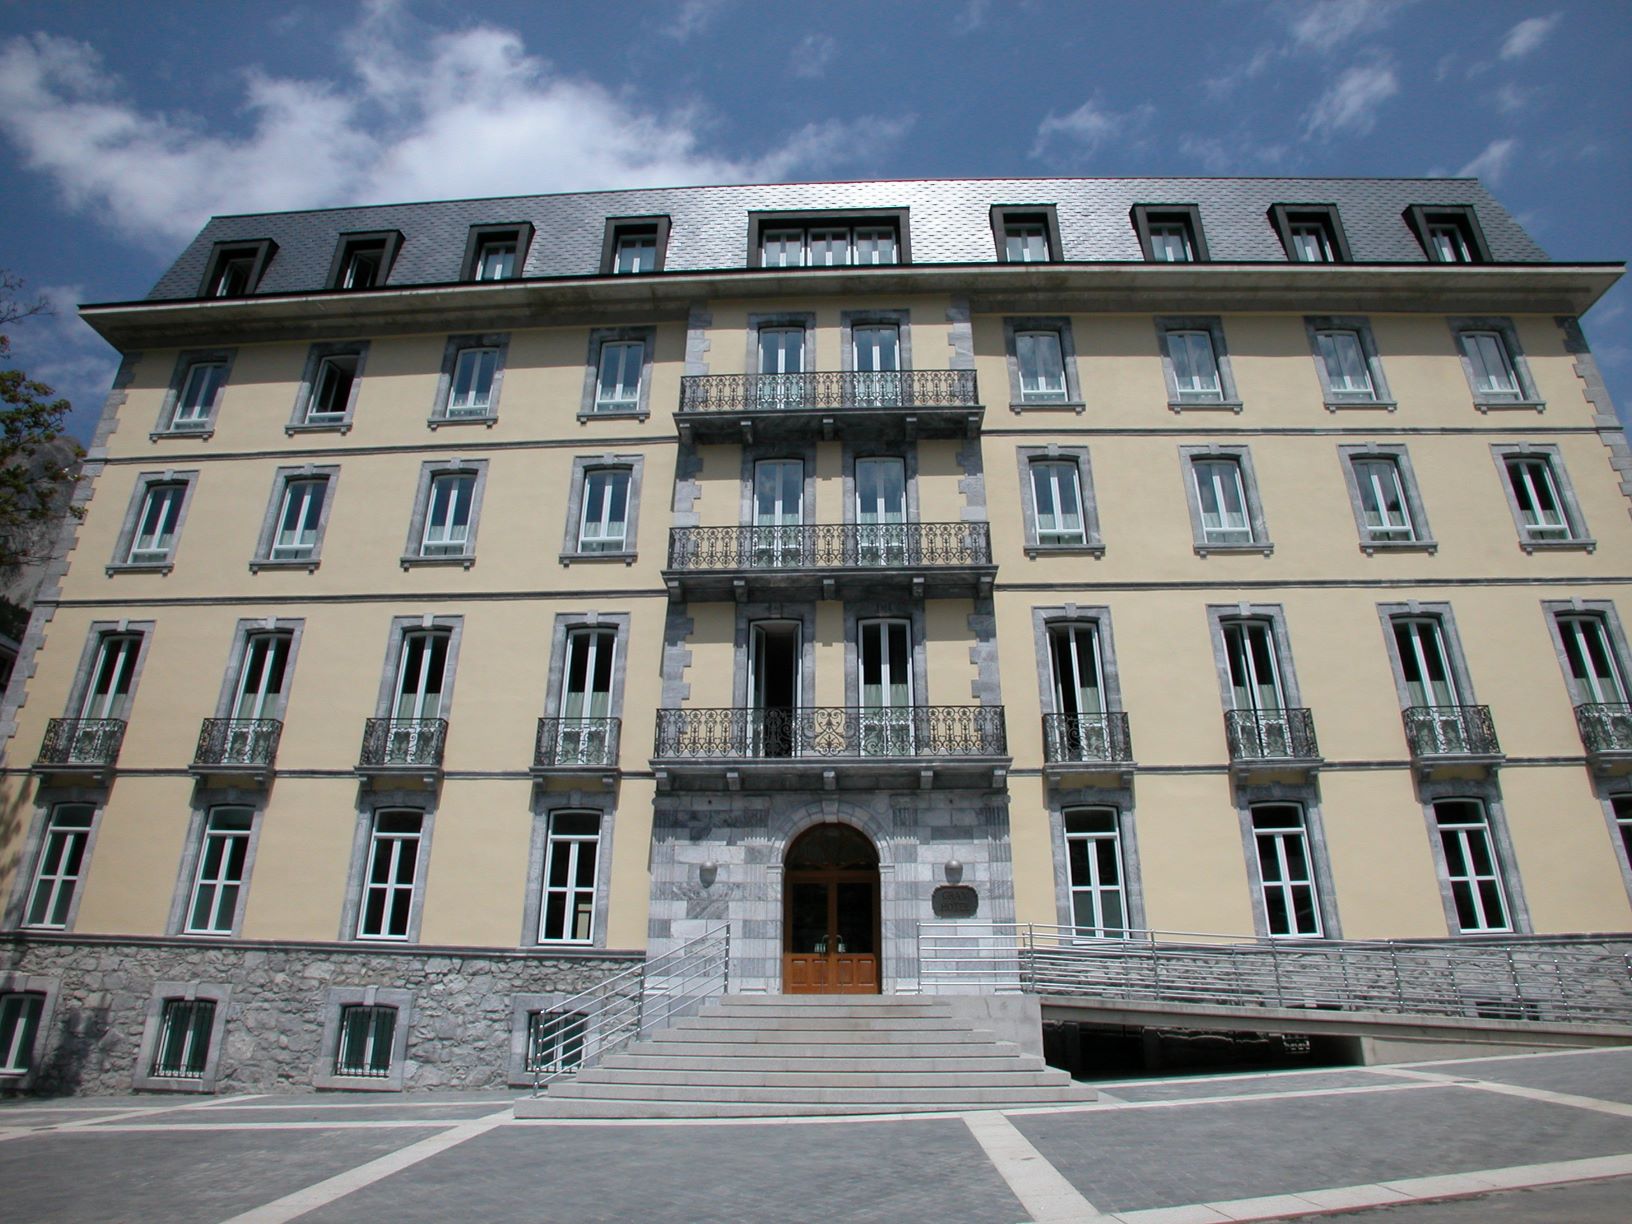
782,825,881,994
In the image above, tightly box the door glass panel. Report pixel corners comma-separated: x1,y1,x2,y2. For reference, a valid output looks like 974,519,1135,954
789,883,828,954
835,883,875,954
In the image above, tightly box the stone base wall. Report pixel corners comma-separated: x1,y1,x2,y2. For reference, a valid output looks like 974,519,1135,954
0,934,638,1097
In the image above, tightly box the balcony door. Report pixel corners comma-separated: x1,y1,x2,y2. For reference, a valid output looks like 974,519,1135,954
859,618,913,755
752,459,804,567
227,632,291,763
749,622,800,758
389,630,449,762
72,634,140,761
851,325,900,406
558,628,616,765
783,823,881,995
757,327,804,411
1048,623,1107,761
855,457,906,566
1557,616,1628,706
1223,621,1291,755
1393,618,1469,753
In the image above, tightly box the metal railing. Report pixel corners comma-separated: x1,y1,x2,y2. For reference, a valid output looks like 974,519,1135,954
654,705,1008,761
193,718,283,768
916,922,1632,1026
358,718,448,768
1403,705,1501,758
529,924,730,1090
679,369,979,415
1042,712,1133,764
666,522,992,572
37,718,127,767
1576,702,1632,756
1225,708,1319,761
535,717,621,768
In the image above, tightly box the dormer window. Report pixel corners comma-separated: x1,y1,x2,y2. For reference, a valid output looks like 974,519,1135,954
747,211,908,268
1404,205,1491,264
1269,205,1352,263
462,224,534,281
601,216,670,274
991,206,1061,263
199,240,277,298
1130,206,1208,263
328,231,403,290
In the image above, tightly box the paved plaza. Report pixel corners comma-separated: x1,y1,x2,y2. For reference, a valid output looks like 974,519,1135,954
2,1046,1630,1222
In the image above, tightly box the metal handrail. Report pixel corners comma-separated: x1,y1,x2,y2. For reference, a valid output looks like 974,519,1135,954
1575,702,1632,755
653,705,1008,760
535,717,621,768
666,522,992,572
1224,708,1319,760
194,718,283,767
916,922,1632,1027
529,924,730,1091
1042,711,1133,764
37,718,127,766
1402,705,1500,757
678,369,979,415
358,718,448,768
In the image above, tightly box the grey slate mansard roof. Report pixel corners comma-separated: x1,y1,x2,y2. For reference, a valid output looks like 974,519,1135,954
146,176,1550,300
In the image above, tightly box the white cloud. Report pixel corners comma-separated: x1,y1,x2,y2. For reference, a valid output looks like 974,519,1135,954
1031,97,1156,161
664,0,732,42
1179,133,1290,173
1287,0,1403,54
952,0,990,35
1456,138,1519,185
1303,63,1399,138
1492,83,1533,114
790,33,838,80
0,20,912,251
1501,13,1562,59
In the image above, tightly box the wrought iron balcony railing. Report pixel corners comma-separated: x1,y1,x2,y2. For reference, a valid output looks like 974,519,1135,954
1403,705,1501,759
678,369,979,416
535,717,621,769
36,718,126,768
1042,712,1133,765
654,706,1007,761
1576,703,1632,758
193,718,283,769
358,718,448,769
667,522,991,572
1225,708,1320,761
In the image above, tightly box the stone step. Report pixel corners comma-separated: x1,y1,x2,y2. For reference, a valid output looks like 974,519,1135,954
516,1097,1028,1119
716,994,945,1007
623,1039,1021,1059
542,1080,1094,1106
703,1002,955,1020
569,1067,1077,1089
669,1014,979,1033
598,1052,1053,1074
651,1025,998,1045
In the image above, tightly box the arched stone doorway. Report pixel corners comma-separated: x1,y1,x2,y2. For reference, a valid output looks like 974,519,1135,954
782,824,882,994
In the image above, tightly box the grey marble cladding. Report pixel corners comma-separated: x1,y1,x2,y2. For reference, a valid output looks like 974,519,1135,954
145,177,1549,300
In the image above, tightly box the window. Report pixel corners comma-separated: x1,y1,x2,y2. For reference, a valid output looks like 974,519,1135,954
1064,809,1127,937
1250,805,1322,937
540,811,601,943
855,456,908,566
1003,318,1081,410
1304,317,1393,409
577,469,631,554
1269,205,1352,263
404,462,488,567
110,473,198,572
747,211,907,268
858,618,915,755
326,231,402,290
1451,319,1541,409
525,1009,587,1073
462,223,533,281
601,216,669,274
357,810,423,940
992,205,1060,262
1131,205,1207,262
1432,800,1511,932
1554,612,1630,708
1167,330,1220,399
1494,447,1590,550
1030,461,1086,547
1191,456,1252,547
335,1004,397,1076
1463,331,1517,396
0,992,45,1074
1404,205,1491,264
171,362,227,431
1339,447,1433,552
251,467,338,571
289,343,368,433
184,808,253,935
200,240,276,297
447,347,498,416
849,322,902,406
79,632,142,723
1316,330,1369,396
1223,620,1287,716
1156,318,1239,410
1393,616,1461,709
1614,796,1632,870
149,999,215,1079
308,355,358,422
555,628,618,766
582,327,656,419
1046,622,1125,764
392,630,451,728
1385,608,1499,759
24,804,95,929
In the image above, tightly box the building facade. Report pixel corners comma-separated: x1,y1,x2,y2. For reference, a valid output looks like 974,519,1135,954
1,177,1629,1094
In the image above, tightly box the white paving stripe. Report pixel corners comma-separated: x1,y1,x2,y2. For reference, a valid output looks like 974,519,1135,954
0,1095,226,1142
963,1110,1104,1223
219,1107,514,1224
1374,1066,1632,1119
36,1119,475,1134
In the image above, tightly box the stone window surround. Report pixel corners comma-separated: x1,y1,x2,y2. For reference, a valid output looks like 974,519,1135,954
990,204,1063,262
325,229,405,290
401,458,490,569
580,326,658,422
1205,602,1310,714
744,209,912,268
461,222,535,281
1375,601,1482,712
5,793,109,931
428,333,511,429
212,616,306,719
520,795,618,950
1001,316,1085,413
737,442,819,529
508,991,611,1087
130,981,233,1093
312,985,415,1092
1048,789,1146,934
62,619,159,721
198,239,277,297
541,611,633,729
842,602,931,710
1540,599,1632,711
731,603,820,710
153,349,236,440
0,972,61,1091
1268,203,1353,263
371,614,467,720
1489,443,1594,553
1449,317,1545,412
285,341,370,436
1235,787,1343,940
339,795,438,945
1130,203,1210,262
1336,444,1437,555
1155,316,1243,412
1015,446,1104,558
249,465,341,574
599,214,671,275
744,312,817,377
1179,445,1273,557
106,469,201,575
165,789,269,938
1417,779,1532,936
1304,316,1396,410
838,309,914,373
1404,205,1493,265
1030,605,1127,720
841,446,921,527
559,455,646,566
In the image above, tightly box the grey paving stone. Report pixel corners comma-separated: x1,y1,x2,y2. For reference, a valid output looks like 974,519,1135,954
1278,1172,1632,1221
1095,1068,1387,1102
1422,1048,1632,1107
299,1118,1027,1224
1012,1087,1632,1213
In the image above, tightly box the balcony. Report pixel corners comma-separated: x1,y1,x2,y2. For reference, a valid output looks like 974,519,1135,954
357,718,448,784
1402,705,1504,779
676,370,983,444
533,717,621,789
663,522,995,602
1224,709,1322,783
34,718,126,782
1574,702,1632,775
190,718,283,784
1041,712,1135,786
652,705,1009,792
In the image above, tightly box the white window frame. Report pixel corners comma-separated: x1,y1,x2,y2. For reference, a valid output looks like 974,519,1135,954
1148,223,1193,262
421,472,476,557
1553,612,1630,707
305,354,359,424
335,1003,399,1075
595,340,645,413
1250,805,1323,938
1289,223,1333,262
1352,456,1413,542
172,362,226,431
1193,457,1251,545
577,468,631,554
446,346,499,417
1166,329,1221,401
356,810,424,941
183,807,254,935
555,628,618,766
149,998,217,1079
23,804,96,930
857,617,915,756
0,991,45,1075
270,478,327,563
614,232,657,274
1064,808,1128,938
1030,460,1087,547
1451,319,1542,410
1432,799,1512,933
1315,329,1373,398
474,240,517,281
1491,446,1592,552
1016,330,1068,403
538,810,601,944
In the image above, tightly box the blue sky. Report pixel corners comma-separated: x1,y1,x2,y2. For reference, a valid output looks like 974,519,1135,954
0,0,1627,441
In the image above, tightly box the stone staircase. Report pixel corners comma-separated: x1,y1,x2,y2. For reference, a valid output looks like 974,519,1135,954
515,994,1096,1118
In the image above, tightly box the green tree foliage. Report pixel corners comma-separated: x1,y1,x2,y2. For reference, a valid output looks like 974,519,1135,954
0,272,81,573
